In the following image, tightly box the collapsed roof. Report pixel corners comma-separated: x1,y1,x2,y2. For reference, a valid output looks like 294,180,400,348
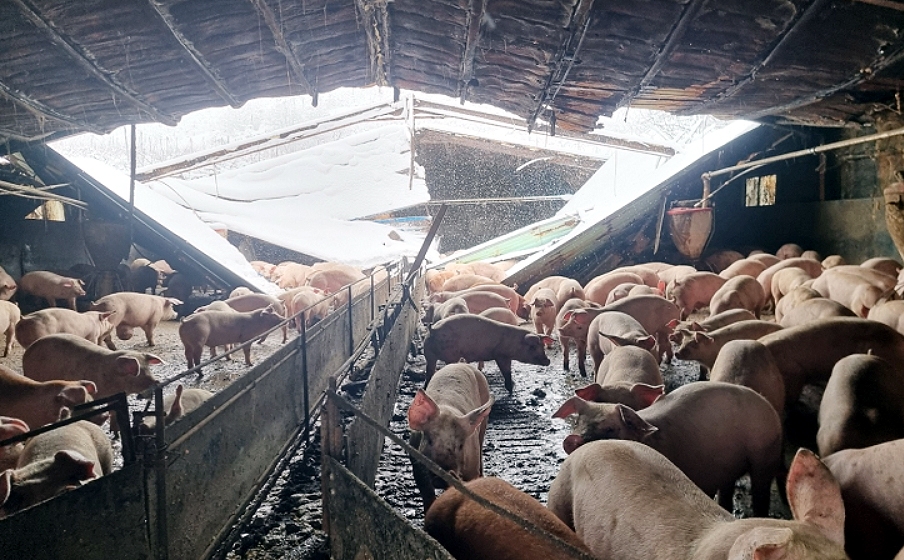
3,0,904,146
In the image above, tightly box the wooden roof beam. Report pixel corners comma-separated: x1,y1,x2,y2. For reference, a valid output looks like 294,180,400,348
354,0,392,86
527,0,595,130
457,0,487,103
0,80,104,135
12,0,179,126
685,0,830,115
616,0,708,111
246,0,315,96
148,0,243,108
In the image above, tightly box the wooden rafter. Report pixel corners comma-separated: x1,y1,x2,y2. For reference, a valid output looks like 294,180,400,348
527,0,595,130
12,0,178,126
854,0,904,12
354,0,392,86
616,0,708,111
686,0,829,115
0,80,103,134
457,0,487,102
246,0,314,95
148,0,242,108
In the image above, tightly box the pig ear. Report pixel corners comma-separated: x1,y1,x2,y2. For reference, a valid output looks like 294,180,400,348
665,318,680,329
726,526,794,560
637,335,657,351
0,417,29,439
116,356,141,376
573,311,592,326
657,280,666,295
145,354,166,366
540,335,555,346
690,321,704,331
786,448,846,547
58,385,89,405
0,470,12,507
616,405,657,439
166,298,183,306
79,380,97,395
599,333,627,347
552,396,589,419
692,332,714,344
630,384,665,408
408,390,439,431
574,383,604,401
562,311,574,323
165,384,185,424
464,396,493,434
100,311,115,321
54,450,96,480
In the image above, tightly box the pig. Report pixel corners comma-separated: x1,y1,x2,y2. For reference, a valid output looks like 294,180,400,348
449,290,509,316
748,252,781,267
191,300,238,357
0,301,20,357
178,305,285,370
817,354,904,457
824,439,904,560
548,440,849,560
757,257,824,304
656,264,697,288
407,363,493,486
150,260,176,276
139,384,214,433
14,308,114,349
223,293,288,343
276,263,312,289
0,420,113,517
813,269,893,317
669,308,757,338
575,345,664,411
228,287,254,298
780,297,856,327
433,285,528,319
704,249,745,273
23,333,162,401
609,265,660,287
674,320,782,371
161,271,193,302
861,256,902,278
556,299,602,375
584,272,645,306
129,264,161,294
589,311,658,371
554,279,584,308
18,271,86,310
288,287,332,330
523,276,571,304
776,242,804,259
771,266,815,305
423,314,551,393
425,269,456,294
450,261,507,283
425,297,469,324
718,258,767,280
775,285,822,322
528,288,557,339
708,275,766,318
478,307,520,326
667,272,726,318
0,417,29,471
552,381,783,517
0,364,96,429
759,317,904,407
867,300,904,335
424,476,593,560
440,274,497,293
88,292,181,348
0,266,16,301
801,249,822,261
709,340,785,415
603,282,645,304
823,254,847,268
602,294,680,362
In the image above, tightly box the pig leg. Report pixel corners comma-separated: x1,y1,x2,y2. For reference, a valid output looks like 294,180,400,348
495,357,514,393
656,330,673,362
102,333,117,351
424,348,438,386
242,345,253,366
2,327,12,357
562,336,571,371
281,324,288,344
208,345,218,360
66,297,77,310
142,325,155,346
577,339,588,377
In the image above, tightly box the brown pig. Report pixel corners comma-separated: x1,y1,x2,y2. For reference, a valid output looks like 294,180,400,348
709,339,785,416
140,384,214,433
424,476,593,560
18,271,86,310
528,287,558,339
0,301,20,357
23,333,162,401
0,266,16,301
674,319,783,371
14,308,114,349
89,292,181,348
408,363,493,486
759,317,904,407
667,271,726,318
867,299,904,335
817,354,904,457
0,420,113,517
423,314,551,393
575,345,664,411
780,297,856,327
224,293,288,343
552,381,784,517
860,256,902,278
178,305,285,370
824,439,904,560
708,274,766,318
0,365,96,429
548,440,849,560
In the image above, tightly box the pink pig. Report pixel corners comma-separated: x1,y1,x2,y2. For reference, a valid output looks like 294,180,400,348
14,308,114,349
19,271,86,310
88,292,181,348
0,301,20,357
0,266,16,301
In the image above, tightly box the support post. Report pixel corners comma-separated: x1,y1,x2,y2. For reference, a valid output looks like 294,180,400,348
154,386,168,560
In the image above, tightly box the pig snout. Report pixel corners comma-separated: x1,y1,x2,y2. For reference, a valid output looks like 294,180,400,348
563,434,584,454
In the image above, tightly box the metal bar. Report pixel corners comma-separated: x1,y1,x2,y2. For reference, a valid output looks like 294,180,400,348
617,0,708,110
154,386,169,560
321,377,338,536
301,318,309,432
147,0,242,107
129,124,137,248
702,125,904,180
370,274,375,322
418,195,571,206
114,394,136,465
11,0,178,125
457,0,487,102
405,204,447,285
347,285,354,371
0,395,125,447
246,0,314,95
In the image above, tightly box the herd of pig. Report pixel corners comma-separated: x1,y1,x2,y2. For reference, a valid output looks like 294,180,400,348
413,245,904,560
0,258,378,519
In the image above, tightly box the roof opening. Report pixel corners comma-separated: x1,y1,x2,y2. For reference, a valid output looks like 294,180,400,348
745,175,776,207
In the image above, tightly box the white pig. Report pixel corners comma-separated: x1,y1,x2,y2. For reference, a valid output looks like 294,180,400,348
0,301,20,357
18,271,86,310
14,308,115,349
88,292,181,348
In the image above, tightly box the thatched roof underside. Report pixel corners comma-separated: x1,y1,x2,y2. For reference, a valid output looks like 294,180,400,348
3,0,904,144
